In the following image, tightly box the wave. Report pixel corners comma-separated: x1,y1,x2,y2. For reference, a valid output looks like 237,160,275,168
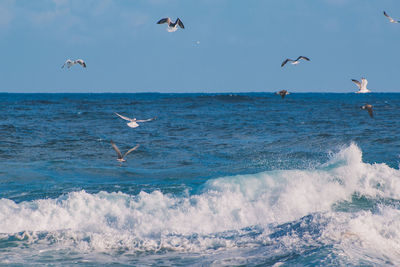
1,143,400,265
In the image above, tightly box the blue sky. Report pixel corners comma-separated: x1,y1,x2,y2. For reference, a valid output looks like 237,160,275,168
0,0,399,93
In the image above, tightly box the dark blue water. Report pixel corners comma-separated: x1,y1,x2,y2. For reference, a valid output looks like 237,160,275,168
1,93,400,266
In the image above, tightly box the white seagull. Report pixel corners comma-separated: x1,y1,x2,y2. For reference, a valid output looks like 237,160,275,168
157,17,185,32
352,78,371,93
281,56,310,67
61,59,87,69
383,11,400,23
110,140,140,163
115,113,156,128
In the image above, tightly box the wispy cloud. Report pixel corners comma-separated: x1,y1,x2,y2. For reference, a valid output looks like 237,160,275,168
0,0,151,44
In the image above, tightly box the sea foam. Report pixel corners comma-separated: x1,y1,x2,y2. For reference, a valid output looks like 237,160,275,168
1,144,400,264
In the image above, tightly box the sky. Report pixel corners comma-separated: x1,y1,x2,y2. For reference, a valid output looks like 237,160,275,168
0,0,400,93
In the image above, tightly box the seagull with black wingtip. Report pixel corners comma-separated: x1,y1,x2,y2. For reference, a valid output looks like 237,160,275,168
157,17,185,32
62,59,87,69
352,78,370,93
281,56,310,67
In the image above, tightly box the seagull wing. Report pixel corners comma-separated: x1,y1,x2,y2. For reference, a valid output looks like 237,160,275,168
281,59,291,67
123,144,140,159
135,117,156,123
115,112,133,122
157,18,170,24
297,56,310,61
110,140,123,159
75,59,86,68
62,59,71,68
176,18,185,29
367,107,373,118
384,11,391,18
361,78,368,90
351,79,361,89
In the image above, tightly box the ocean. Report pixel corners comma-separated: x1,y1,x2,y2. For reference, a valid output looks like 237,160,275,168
1,92,400,266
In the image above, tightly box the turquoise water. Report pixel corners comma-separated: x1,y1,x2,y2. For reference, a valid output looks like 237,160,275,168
1,93,400,266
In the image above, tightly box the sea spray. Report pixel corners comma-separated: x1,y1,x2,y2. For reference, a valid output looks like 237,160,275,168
1,144,400,261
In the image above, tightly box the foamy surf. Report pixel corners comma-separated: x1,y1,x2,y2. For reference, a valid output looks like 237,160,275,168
1,143,400,265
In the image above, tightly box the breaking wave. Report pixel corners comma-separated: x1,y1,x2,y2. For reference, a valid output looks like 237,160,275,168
1,143,400,265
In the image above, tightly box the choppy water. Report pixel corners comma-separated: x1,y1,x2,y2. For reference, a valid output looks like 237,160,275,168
1,93,400,266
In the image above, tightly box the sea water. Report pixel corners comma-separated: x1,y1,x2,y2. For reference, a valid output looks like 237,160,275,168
1,93,400,266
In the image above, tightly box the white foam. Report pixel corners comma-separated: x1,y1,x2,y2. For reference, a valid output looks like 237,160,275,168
321,206,400,266
1,143,400,261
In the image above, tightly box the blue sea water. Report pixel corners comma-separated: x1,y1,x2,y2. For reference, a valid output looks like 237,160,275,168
1,92,400,266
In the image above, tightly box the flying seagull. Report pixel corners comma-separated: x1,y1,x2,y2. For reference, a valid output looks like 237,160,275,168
62,59,86,69
276,90,290,99
110,140,140,162
383,11,400,23
361,104,373,118
115,112,156,128
281,56,310,67
157,17,184,32
352,78,371,93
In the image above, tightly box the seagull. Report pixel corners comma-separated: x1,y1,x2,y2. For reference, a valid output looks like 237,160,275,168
115,113,156,128
352,78,371,93
157,17,184,32
361,104,373,118
276,90,290,99
383,11,400,23
110,140,140,163
61,59,86,69
281,56,310,67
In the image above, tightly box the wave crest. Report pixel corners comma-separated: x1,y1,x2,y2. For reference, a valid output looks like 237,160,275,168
1,143,400,261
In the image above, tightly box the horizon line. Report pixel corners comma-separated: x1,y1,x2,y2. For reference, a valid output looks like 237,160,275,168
0,91,399,94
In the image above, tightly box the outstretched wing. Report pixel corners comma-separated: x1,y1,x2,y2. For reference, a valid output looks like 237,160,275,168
62,59,71,68
351,79,361,89
110,140,123,159
281,59,291,67
75,59,86,68
115,112,133,122
123,144,140,159
157,18,170,24
367,107,373,118
176,18,185,29
360,78,368,89
135,117,157,123
383,11,399,22
297,56,310,61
